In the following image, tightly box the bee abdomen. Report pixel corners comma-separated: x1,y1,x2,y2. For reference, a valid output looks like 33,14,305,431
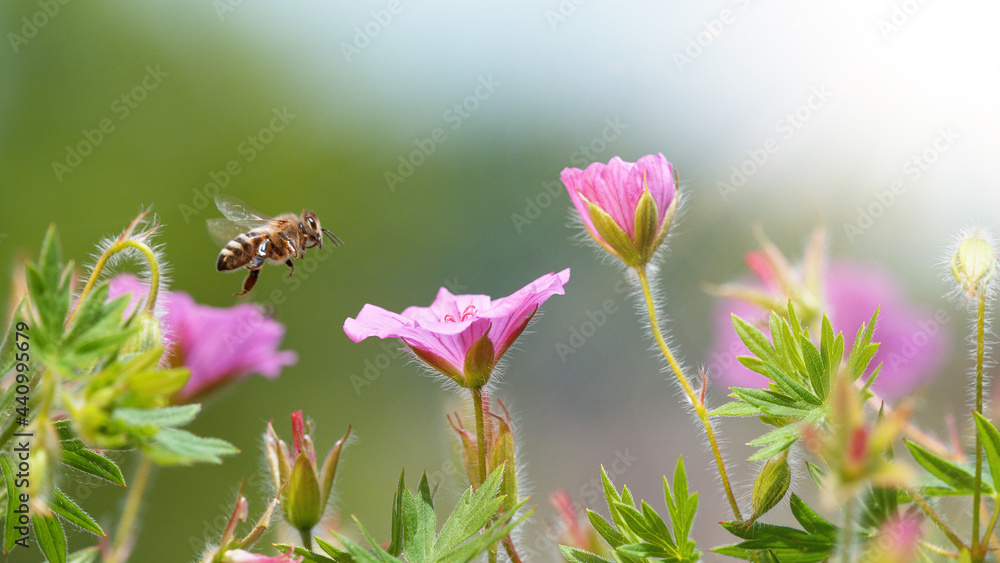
217,233,253,271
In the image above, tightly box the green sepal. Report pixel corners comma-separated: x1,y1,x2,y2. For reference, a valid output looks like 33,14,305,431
283,453,323,532
584,196,640,266
463,332,495,389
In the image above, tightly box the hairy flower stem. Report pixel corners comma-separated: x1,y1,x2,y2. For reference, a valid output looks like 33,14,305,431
110,455,154,563
68,239,161,326
907,486,967,551
973,293,987,559
635,265,743,521
472,386,488,487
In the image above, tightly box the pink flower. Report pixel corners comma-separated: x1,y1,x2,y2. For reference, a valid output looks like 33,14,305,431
108,274,297,401
223,549,302,563
707,261,948,400
343,269,570,388
561,154,678,266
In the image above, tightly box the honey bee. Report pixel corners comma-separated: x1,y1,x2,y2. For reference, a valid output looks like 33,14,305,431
208,195,343,296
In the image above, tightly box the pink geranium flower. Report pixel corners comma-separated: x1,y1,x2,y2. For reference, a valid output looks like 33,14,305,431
343,269,570,388
108,274,297,401
561,154,678,266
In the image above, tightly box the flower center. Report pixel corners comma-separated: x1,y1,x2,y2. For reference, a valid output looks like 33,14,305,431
443,305,478,323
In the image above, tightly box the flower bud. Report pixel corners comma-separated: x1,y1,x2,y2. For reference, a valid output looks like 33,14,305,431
121,310,164,358
951,230,996,298
750,451,790,523
265,411,349,536
449,398,519,499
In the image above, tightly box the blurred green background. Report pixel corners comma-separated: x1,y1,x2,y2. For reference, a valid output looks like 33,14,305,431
2,0,998,560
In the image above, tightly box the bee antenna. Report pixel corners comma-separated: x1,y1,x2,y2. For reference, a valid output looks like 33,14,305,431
322,228,344,247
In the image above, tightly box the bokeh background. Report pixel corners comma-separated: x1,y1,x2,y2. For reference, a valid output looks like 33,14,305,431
2,0,999,560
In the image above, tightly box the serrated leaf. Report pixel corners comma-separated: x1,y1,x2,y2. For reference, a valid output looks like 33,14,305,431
387,469,405,557
668,457,697,550
560,546,614,563
402,472,436,563
974,412,1000,493
906,440,984,494
436,502,531,563
141,427,239,466
764,363,821,407
51,488,104,536
435,465,505,555
34,514,68,563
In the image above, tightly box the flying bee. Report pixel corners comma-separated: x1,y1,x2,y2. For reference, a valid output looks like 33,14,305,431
208,195,343,296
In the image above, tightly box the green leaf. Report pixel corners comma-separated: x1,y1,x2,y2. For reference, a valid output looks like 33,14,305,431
906,440,984,494
387,469,405,557
51,488,105,536
314,537,355,563
974,412,1000,493
587,509,625,548
560,546,614,563
1,455,21,553
797,335,827,400
789,495,836,536
402,472,436,563
112,405,201,428
709,401,760,417
434,465,505,555
747,426,799,462
34,514,68,563
61,449,126,487
667,457,697,554
730,388,812,419
277,544,343,563
141,427,239,466
0,299,26,376
732,315,780,367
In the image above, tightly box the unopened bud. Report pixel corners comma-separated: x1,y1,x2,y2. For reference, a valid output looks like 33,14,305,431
951,230,995,298
751,451,791,522
121,310,164,358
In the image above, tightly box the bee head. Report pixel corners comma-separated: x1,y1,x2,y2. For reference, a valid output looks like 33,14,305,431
301,210,323,247
301,210,344,249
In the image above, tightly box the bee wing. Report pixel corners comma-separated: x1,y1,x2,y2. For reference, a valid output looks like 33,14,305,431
214,195,273,227
206,218,249,247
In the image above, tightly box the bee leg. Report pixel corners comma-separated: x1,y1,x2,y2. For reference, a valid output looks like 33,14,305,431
249,240,269,269
284,259,295,278
235,269,260,296
279,232,299,259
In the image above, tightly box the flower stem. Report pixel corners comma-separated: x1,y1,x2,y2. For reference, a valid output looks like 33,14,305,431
111,455,155,563
299,528,314,551
973,292,987,558
907,486,967,552
472,386,488,487
68,239,161,326
634,265,743,521
502,535,524,563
